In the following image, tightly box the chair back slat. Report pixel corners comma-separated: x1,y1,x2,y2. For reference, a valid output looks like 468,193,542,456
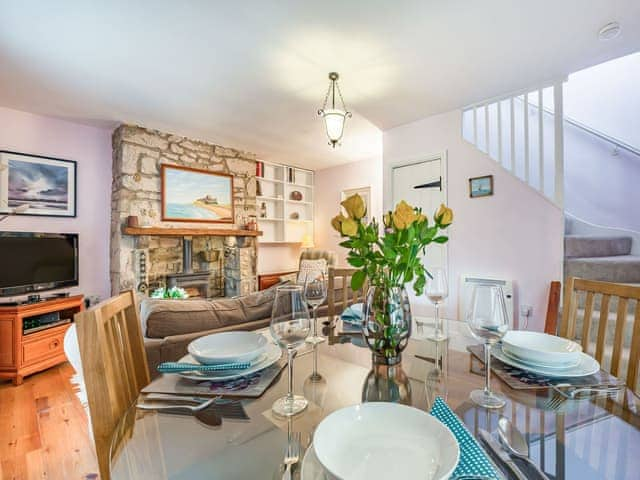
611,297,629,376
580,291,595,351
627,303,640,392
594,294,611,363
559,277,640,394
75,290,150,480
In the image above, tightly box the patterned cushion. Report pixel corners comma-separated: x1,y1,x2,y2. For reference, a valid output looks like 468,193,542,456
297,258,328,284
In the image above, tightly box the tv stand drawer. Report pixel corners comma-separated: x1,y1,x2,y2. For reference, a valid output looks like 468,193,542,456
22,324,69,366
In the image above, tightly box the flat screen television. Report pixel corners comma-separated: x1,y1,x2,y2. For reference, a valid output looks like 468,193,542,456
0,232,79,297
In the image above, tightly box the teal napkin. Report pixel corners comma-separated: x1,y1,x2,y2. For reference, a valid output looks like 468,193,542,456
157,361,250,374
341,302,363,324
430,397,499,479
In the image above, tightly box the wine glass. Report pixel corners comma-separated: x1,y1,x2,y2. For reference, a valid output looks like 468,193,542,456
467,283,509,409
270,285,311,417
303,271,327,345
426,268,449,341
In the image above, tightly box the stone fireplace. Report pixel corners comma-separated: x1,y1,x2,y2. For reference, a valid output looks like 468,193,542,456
110,125,259,297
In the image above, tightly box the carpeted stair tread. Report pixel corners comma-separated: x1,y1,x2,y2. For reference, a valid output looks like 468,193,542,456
565,255,640,284
565,235,632,258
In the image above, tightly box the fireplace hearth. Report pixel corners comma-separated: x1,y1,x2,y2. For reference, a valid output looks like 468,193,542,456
166,271,211,298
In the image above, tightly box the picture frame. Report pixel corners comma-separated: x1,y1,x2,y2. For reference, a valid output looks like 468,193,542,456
341,185,372,224
0,150,77,217
161,164,234,223
469,175,493,198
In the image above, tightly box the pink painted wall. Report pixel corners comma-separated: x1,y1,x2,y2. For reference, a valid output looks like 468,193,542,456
0,107,113,300
315,157,383,266
383,110,564,330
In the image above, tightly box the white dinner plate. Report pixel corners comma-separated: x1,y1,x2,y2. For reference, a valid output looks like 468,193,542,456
177,342,281,381
188,331,268,365
492,343,600,378
313,403,459,480
502,331,582,367
501,348,580,370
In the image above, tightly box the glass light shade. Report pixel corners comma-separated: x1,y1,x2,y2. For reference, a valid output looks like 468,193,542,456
322,109,347,143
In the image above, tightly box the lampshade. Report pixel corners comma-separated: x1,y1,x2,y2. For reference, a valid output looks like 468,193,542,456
321,109,347,145
300,234,315,249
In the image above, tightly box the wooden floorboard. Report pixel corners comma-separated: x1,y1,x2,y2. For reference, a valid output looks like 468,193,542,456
0,363,99,480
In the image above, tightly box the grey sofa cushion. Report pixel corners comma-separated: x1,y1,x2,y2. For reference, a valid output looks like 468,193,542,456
141,298,228,339
140,282,289,339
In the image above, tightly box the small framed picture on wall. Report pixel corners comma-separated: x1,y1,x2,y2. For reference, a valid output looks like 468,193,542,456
469,175,493,198
0,150,77,217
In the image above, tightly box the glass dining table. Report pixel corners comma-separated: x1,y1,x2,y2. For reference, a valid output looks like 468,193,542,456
110,320,640,479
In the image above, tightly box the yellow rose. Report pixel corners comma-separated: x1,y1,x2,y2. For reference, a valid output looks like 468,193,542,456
340,194,366,220
341,217,358,236
383,212,392,228
435,204,453,226
392,200,418,230
331,214,347,233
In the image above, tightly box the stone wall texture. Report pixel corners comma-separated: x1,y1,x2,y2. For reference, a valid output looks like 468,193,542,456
111,125,257,295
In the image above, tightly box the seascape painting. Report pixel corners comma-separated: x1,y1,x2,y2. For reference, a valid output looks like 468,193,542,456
469,175,493,198
0,151,76,217
161,164,234,223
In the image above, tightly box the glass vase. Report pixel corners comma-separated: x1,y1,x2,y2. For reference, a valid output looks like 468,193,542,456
362,286,412,366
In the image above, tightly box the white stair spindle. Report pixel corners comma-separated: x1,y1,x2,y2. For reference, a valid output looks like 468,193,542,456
538,89,544,194
473,106,478,146
485,103,490,156
553,83,564,205
497,101,503,165
524,92,530,183
510,97,515,173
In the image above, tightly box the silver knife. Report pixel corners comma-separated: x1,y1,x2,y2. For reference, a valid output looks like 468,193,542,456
478,429,527,480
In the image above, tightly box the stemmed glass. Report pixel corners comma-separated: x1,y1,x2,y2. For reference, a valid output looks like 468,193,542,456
303,271,327,345
270,285,311,417
466,283,509,409
426,268,449,341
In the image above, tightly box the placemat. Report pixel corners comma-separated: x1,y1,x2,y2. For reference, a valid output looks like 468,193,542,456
430,397,500,479
467,344,624,390
142,358,287,398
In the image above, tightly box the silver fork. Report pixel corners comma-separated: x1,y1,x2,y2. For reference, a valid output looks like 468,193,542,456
282,431,301,480
552,383,622,399
543,392,567,411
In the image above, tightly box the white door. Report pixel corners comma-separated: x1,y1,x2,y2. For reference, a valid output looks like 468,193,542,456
391,157,447,273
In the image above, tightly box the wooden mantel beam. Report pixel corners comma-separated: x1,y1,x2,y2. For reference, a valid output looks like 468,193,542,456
122,226,262,237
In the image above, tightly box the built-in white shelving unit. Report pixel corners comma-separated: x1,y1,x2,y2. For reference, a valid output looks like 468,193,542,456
256,161,314,243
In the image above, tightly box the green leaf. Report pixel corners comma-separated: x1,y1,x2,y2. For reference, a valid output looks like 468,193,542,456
348,257,365,267
351,270,366,291
433,236,449,244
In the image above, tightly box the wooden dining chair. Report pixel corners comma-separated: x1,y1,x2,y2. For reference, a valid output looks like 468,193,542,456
559,277,640,394
74,290,150,480
327,267,368,321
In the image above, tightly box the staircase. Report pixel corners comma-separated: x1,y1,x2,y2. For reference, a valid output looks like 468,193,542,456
564,234,640,284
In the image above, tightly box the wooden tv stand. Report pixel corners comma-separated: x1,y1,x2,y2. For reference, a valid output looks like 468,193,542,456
0,295,84,385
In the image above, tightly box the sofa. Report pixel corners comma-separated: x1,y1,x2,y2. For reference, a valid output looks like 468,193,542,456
140,279,356,377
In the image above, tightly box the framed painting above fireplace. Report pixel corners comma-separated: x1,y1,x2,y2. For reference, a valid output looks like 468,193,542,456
161,164,234,223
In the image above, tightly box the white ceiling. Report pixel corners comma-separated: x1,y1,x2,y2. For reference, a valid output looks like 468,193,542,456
1,1,639,169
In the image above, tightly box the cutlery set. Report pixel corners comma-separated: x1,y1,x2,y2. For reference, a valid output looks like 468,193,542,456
136,394,249,426
543,384,622,410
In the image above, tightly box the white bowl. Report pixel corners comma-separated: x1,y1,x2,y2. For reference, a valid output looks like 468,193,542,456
313,403,459,480
187,331,268,365
502,331,582,366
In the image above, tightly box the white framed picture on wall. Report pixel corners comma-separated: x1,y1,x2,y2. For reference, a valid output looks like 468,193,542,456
341,186,371,224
